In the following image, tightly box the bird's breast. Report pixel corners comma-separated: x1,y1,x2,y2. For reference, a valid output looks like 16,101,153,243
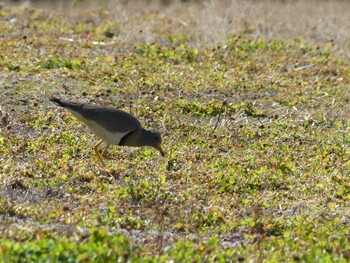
87,120,129,145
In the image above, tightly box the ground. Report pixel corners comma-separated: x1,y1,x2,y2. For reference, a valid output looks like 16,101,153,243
0,0,350,262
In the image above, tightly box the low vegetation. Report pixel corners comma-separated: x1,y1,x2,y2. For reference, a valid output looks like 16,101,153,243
0,1,349,261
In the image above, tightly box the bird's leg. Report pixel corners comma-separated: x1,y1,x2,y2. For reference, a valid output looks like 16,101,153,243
93,139,105,166
101,144,110,158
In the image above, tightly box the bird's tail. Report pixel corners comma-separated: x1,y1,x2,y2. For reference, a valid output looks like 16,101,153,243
49,96,84,113
49,96,65,107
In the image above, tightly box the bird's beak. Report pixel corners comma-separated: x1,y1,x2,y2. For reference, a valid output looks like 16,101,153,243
155,145,165,157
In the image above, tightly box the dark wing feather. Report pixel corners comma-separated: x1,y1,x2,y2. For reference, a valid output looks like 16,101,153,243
50,97,141,133
80,105,141,133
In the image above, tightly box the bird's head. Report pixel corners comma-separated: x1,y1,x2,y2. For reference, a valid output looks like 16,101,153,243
145,130,165,157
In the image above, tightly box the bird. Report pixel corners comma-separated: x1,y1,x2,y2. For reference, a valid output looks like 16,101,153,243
49,96,165,166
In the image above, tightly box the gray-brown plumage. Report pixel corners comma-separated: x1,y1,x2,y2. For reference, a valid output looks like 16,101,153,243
50,97,164,166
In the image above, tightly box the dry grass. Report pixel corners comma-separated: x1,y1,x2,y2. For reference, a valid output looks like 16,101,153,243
7,0,349,48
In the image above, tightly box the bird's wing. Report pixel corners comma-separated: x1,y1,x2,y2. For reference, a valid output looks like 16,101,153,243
80,106,142,133
51,97,142,133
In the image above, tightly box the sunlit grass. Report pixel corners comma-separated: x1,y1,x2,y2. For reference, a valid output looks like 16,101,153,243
0,1,350,261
